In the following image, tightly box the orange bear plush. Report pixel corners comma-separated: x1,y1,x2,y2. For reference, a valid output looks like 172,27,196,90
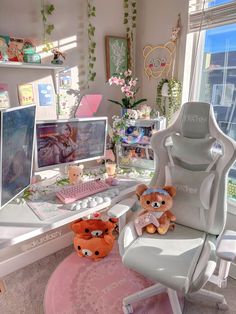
71,218,117,261
74,236,114,261
71,218,117,239
135,184,176,235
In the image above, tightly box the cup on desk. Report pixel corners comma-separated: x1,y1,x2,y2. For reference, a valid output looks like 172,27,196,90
105,162,117,177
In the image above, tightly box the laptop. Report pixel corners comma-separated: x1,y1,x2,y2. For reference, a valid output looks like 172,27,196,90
75,94,102,118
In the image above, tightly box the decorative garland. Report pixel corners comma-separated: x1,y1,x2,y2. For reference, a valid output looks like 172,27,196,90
156,78,182,125
87,0,96,83
123,0,137,71
40,1,55,52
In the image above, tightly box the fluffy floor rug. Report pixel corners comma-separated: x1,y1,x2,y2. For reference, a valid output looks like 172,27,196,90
44,242,183,314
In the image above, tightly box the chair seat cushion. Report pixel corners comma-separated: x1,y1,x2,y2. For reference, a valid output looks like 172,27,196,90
122,224,210,294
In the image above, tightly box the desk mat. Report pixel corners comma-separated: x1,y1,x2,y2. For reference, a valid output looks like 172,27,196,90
26,179,138,221
27,198,70,221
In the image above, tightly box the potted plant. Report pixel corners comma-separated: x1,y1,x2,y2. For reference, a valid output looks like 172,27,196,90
108,69,147,115
156,78,182,125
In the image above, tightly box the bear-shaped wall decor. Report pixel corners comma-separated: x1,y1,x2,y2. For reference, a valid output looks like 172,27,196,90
143,41,176,80
143,14,181,80
135,184,176,235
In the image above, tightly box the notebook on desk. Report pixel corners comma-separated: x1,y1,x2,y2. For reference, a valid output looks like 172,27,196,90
75,94,102,118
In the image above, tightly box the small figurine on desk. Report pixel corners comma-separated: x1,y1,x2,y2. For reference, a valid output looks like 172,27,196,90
51,48,65,64
68,164,84,185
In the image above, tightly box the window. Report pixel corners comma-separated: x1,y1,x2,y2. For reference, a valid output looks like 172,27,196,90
184,0,236,200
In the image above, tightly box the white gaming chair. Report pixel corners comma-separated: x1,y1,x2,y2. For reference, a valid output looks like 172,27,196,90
109,102,236,313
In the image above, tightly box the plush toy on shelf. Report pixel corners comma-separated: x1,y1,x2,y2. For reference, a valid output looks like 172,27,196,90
127,109,138,120
71,218,117,261
68,164,84,185
134,184,176,235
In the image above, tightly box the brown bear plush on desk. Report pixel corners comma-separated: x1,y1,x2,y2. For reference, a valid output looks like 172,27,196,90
135,184,176,235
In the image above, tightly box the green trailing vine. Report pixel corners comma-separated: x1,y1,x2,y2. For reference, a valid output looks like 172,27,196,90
156,78,182,125
87,0,96,82
41,2,55,52
123,0,137,70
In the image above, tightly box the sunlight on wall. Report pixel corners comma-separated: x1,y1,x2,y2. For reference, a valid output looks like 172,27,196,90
36,35,77,60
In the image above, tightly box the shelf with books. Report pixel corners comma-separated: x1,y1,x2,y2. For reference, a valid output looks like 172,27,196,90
0,61,64,71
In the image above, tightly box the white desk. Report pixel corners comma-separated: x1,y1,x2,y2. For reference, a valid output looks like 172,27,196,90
0,175,149,277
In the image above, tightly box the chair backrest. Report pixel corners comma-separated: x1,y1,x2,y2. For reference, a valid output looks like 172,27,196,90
150,102,236,235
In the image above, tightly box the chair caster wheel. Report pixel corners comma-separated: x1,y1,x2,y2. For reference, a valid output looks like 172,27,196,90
217,302,229,310
123,304,133,314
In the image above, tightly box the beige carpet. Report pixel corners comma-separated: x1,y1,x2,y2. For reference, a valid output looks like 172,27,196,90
0,245,236,314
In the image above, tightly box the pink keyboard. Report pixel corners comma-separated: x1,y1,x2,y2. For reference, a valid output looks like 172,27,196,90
56,180,110,204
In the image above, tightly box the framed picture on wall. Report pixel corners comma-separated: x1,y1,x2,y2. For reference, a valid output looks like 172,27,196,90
105,36,130,81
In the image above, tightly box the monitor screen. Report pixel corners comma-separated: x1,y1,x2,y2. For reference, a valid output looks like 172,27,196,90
1,105,36,208
35,117,107,170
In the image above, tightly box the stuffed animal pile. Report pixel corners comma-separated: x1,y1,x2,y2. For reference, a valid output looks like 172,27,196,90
134,184,176,236
71,218,117,261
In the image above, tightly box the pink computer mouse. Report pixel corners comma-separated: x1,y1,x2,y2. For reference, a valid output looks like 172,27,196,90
105,177,119,186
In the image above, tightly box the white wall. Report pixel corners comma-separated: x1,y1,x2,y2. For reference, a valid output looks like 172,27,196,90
0,0,126,120
136,0,189,107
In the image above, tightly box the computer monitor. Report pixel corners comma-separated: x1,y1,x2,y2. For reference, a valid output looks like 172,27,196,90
0,105,36,209
35,117,107,171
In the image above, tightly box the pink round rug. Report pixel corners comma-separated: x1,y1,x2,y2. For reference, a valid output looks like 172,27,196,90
44,242,182,314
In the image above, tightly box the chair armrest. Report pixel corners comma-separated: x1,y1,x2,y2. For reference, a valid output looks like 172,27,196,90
107,198,136,218
118,221,138,257
216,230,236,262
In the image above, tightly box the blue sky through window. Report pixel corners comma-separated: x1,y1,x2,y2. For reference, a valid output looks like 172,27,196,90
209,0,234,7
204,24,236,53
204,1,236,53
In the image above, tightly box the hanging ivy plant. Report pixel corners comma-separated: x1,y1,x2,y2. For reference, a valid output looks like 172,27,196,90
156,78,182,125
87,0,96,83
41,2,55,52
123,0,137,70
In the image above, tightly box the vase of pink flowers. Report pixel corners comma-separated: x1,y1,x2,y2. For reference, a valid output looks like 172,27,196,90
108,70,147,114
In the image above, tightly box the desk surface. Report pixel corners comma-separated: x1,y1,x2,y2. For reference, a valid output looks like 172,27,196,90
0,175,149,250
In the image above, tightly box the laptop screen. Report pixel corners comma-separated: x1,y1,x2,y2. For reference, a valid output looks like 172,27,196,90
75,94,102,118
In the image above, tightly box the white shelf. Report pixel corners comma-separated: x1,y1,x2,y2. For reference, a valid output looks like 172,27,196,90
0,61,64,71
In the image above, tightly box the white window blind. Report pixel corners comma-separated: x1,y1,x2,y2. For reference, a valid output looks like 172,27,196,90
189,0,236,32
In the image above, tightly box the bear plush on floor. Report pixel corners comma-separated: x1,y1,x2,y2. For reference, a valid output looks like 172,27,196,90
71,218,116,239
71,218,117,261
134,184,176,236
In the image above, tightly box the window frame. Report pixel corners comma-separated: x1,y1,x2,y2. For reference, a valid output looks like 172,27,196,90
183,1,236,210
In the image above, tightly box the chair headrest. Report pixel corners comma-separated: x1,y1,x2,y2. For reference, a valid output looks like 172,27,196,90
180,102,210,138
